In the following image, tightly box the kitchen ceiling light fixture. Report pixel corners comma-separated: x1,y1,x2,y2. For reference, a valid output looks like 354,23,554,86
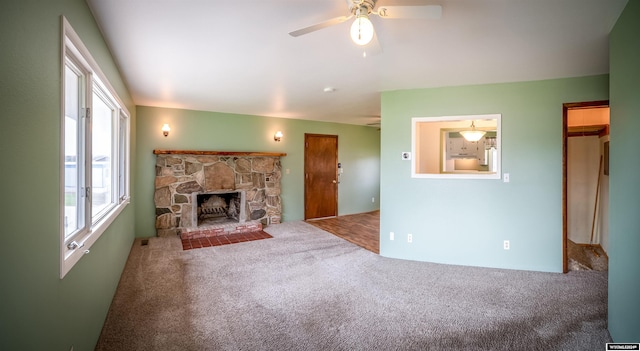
460,121,486,142
350,7,374,46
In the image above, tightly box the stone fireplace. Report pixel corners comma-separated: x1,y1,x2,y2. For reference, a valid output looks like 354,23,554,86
153,150,286,237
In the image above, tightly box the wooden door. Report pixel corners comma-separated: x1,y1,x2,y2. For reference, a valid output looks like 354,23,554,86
304,134,338,220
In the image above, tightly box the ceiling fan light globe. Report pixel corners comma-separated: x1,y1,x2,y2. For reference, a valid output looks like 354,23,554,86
350,15,374,46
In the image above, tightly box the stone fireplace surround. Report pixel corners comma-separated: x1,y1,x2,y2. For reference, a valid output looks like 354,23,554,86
154,150,286,238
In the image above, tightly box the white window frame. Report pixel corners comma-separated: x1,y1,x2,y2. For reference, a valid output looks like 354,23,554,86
60,17,130,278
411,114,502,179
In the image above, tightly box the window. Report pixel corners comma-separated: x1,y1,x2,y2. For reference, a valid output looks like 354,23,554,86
61,17,130,278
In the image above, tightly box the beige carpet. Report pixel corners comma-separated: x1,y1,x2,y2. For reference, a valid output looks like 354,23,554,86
96,221,610,350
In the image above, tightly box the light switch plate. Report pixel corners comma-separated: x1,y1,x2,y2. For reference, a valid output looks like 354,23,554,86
503,173,510,183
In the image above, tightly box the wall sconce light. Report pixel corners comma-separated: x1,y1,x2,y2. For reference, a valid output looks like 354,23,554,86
274,131,283,142
162,124,171,137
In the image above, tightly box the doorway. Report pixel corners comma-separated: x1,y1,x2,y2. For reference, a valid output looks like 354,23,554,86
304,133,338,220
562,101,610,272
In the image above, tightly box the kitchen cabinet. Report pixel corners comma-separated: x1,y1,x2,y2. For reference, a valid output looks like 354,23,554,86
447,134,480,159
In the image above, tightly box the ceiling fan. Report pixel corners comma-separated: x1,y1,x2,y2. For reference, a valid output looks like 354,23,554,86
289,0,442,50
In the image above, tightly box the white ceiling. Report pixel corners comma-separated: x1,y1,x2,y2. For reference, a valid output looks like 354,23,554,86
86,0,627,127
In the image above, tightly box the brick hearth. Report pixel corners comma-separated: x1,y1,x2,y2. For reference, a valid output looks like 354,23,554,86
181,230,273,251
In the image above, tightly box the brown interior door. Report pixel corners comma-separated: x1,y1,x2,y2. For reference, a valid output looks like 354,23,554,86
304,133,338,220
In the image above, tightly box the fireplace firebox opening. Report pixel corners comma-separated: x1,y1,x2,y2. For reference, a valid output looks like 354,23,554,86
193,191,246,227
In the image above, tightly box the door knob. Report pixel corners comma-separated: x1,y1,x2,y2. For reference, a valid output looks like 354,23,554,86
332,180,337,183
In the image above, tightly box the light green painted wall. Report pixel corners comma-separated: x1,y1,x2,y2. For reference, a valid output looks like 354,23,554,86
0,1,136,350
380,75,608,272
609,0,640,342
135,106,380,237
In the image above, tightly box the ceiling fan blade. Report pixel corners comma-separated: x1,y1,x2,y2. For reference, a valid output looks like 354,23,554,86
375,0,438,7
289,15,353,37
375,5,442,19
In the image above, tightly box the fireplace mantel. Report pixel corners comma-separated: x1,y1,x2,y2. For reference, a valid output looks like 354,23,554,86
153,149,287,157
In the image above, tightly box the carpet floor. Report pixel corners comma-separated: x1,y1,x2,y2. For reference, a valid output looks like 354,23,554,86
96,221,610,350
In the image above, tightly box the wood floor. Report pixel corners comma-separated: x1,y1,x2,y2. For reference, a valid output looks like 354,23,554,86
305,210,380,254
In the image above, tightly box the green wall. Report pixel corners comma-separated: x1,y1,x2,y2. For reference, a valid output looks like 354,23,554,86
135,106,380,237
380,75,608,272
609,0,640,342
1,0,632,346
0,1,136,350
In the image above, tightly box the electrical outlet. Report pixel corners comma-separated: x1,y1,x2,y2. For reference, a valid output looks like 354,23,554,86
408,233,413,243
390,232,394,241
371,197,375,203
504,240,510,250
